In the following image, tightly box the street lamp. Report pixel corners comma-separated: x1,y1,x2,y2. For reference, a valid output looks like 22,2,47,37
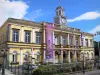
1,49,8,75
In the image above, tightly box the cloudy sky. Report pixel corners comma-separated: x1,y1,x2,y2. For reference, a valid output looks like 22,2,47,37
0,0,100,41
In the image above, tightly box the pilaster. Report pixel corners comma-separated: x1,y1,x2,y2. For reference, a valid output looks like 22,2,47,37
20,26,24,42
53,51,55,64
83,37,86,47
67,33,69,45
61,50,63,63
73,34,76,46
20,48,23,65
43,50,45,63
32,28,35,43
79,35,82,46
74,50,77,62
68,51,71,63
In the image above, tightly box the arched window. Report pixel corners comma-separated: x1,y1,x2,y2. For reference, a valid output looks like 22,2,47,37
12,51,18,63
91,53,94,59
62,36,66,45
24,51,30,61
36,52,41,62
55,35,59,45
56,11,59,16
87,52,89,59
59,10,61,15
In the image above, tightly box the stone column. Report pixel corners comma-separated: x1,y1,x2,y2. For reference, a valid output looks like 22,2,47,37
43,50,45,63
79,35,82,46
7,24,11,41
88,39,90,47
74,50,77,62
83,37,86,46
60,35,63,45
43,29,46,44
20,26,24,42
10,26,12,41
68,51,71,63
32,28,35,43
67,33,69,45
53,51,55,64
20,48,23,65
32,48,35,64
61,51,63,63
73,34,76,45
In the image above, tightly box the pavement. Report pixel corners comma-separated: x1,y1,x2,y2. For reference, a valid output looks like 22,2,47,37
0,69,15,75
0,69,100,75
69,70,100,75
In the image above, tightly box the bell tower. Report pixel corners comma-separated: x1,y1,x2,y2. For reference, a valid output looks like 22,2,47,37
54,6,67,25
54,1,67,25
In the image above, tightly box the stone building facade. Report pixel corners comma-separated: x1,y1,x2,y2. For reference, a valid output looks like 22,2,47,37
0,6,94,65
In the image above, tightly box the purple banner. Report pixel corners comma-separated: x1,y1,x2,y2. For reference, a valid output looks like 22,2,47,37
45,24,53,61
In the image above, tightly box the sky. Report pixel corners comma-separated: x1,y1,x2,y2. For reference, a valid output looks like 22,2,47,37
0,0,100,41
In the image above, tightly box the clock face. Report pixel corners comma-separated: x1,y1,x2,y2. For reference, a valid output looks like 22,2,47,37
62,19,65,23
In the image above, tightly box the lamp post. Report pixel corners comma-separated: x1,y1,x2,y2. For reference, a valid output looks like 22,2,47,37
1,49,8,75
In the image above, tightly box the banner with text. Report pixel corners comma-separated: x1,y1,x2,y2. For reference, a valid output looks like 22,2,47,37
45,24,54,62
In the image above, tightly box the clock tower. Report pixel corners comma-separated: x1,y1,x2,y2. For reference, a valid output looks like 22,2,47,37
54,6,67,25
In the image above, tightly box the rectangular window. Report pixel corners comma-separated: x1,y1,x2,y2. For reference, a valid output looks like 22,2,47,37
12,54,17,63
85,39,88,47
69,37,72,45
90,39,93,47
81,39,83,46
36,32,41,44
76,38,78,46
25,31,31,43
62,36,66,45
55,35,59,45
13,29,19,42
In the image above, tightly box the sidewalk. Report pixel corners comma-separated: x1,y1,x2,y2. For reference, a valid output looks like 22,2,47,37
69,70,100,75
0,69,15,75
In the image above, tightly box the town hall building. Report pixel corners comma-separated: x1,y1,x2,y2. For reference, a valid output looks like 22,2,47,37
0,5,94,66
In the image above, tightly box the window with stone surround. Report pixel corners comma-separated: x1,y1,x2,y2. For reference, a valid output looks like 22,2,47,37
90,39,93,47
25,31,31,43
81,38,83,46
36,32,41,44
85,39,88,47
76,38,78,46
55,35,59,45
69,37,72,45
12,51,18,63
12,29,19,42
62,36,66,45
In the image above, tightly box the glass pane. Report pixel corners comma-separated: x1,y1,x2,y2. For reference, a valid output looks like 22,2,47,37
25,31,30,43
36,32,41,44
13,30,19,42
12,55,14,62
63,36,66,45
